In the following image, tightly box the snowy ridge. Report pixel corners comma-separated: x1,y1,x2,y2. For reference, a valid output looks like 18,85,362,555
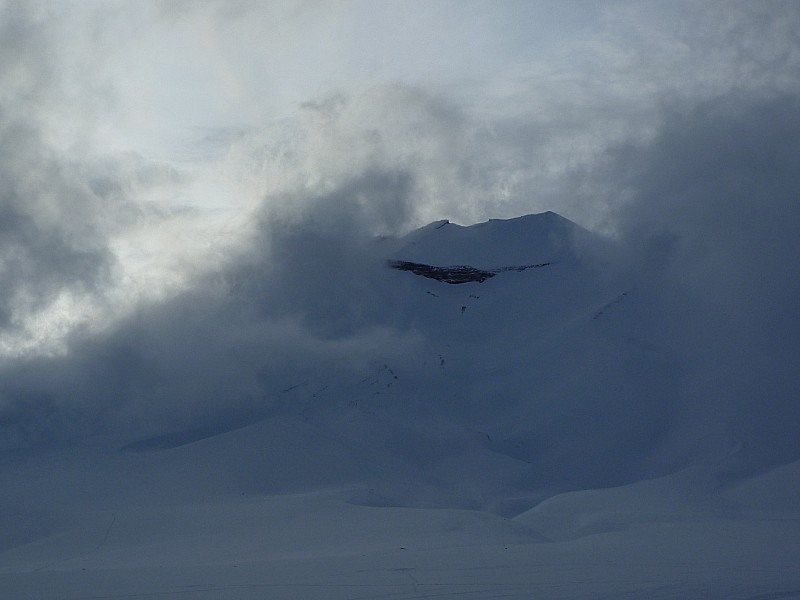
389,211,584,267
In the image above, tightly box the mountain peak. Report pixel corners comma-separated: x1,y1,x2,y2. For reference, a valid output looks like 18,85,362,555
390,211,586,270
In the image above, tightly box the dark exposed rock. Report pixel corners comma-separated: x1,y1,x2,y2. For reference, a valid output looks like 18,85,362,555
388,260,551,284
388,260,496,283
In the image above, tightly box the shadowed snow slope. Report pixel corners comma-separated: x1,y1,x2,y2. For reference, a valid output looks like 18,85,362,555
2,211,799,599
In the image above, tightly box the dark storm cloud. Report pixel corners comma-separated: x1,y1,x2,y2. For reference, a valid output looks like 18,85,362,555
593,91,800,464
239,169,415,336
0,166,424,448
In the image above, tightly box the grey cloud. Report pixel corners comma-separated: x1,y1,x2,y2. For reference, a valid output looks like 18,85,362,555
0,278,421,450
0,2,185,338
0,165,425,446
270,87,512,223
593,91,800,465
0,5,110,328
0,84,441,446
0,2,56,114
245,169,414,337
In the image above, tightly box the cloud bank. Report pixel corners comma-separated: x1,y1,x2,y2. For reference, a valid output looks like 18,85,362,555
606,93,800,465
0,1,798,486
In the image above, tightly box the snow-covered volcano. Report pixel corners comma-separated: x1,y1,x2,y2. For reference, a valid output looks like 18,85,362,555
2,211,799,599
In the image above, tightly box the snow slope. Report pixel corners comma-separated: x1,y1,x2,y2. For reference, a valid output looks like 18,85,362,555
2,211,799,599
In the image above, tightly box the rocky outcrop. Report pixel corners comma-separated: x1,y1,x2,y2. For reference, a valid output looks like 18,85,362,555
388,260,551,284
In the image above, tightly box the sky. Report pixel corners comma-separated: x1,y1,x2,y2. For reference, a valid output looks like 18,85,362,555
1,0,800,453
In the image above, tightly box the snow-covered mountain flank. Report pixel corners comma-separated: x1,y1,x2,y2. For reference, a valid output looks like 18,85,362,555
1,211,799,599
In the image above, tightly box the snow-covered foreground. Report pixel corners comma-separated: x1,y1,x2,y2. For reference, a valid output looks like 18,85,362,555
2,459,800,599
2,212,800,598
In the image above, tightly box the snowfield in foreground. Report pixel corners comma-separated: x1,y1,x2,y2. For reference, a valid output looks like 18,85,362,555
2,212,799,599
